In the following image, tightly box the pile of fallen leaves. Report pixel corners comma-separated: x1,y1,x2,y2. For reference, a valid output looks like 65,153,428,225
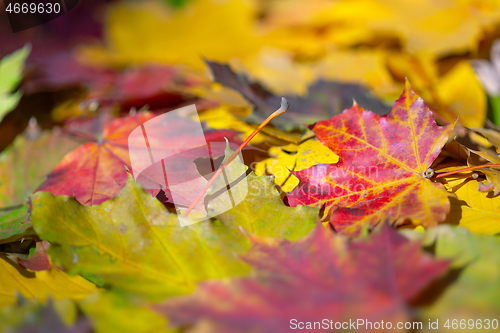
2,0,500,332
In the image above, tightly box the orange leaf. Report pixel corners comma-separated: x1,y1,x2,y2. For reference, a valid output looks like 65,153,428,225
288,82,454,235
35,113,154,206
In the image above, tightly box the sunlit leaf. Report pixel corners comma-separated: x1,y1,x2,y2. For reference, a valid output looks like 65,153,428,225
0,255,97,307
288,82,454,235
444,178,500,235
32,170,316,300
78,0,262,71
255,134,339,193
210,144,319,239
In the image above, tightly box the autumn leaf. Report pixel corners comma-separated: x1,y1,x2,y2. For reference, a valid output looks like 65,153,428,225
315,50,486,129
313,50,400,98
77,0,262,71
197,104,267,145
0,254,97,307
434,61,486,128
9,300,91,333
0,301,41,332
0,300,88,333
35,112,239,206
387,55,487,128
35,113,155,206
0,123,80,243
405,226,500,323
29,54,190,114
0,45,30,122
12,240,51,272
89,64,188,111
208,144,318,239
56,61,189,113
31,169,317,300
436,129,500,196
206,60,390,131
288,82,454,235
79,291,171,333
197,103,303,146
263,0,500,59
442,178,500,235
154,224,448,333
4,0,500,330
0,205,31,246
463,129,500,195
255,133,339,193
75,145,317,333
33,173,248,300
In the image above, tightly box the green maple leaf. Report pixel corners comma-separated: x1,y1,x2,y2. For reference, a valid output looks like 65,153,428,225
31,146,317,300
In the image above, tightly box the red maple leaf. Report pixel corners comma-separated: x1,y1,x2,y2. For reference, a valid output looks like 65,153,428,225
287,82,454,235
154,224,448,333
36,112,239,206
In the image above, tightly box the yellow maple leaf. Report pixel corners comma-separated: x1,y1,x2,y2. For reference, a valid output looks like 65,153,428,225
197,104,267,145
0,256,97,307
230,48,315,95
435,61,486,128
388,54,486,127
445,178,500,235
263,0,500,58
78,0,263,71
313,49,399,97
255,135,339,193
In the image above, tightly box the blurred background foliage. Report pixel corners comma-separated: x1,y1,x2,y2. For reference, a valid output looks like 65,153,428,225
2,0,500,332
1,0,500,138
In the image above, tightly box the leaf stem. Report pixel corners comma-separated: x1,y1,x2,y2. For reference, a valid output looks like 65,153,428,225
434,164,500,178
182,97,290,217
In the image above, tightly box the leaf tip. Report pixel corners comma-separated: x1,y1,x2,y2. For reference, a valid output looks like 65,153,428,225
278,97,290,116
404,77,412,91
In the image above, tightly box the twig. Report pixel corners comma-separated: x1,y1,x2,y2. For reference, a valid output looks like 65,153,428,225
434,164,500,178
182,97,290,217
